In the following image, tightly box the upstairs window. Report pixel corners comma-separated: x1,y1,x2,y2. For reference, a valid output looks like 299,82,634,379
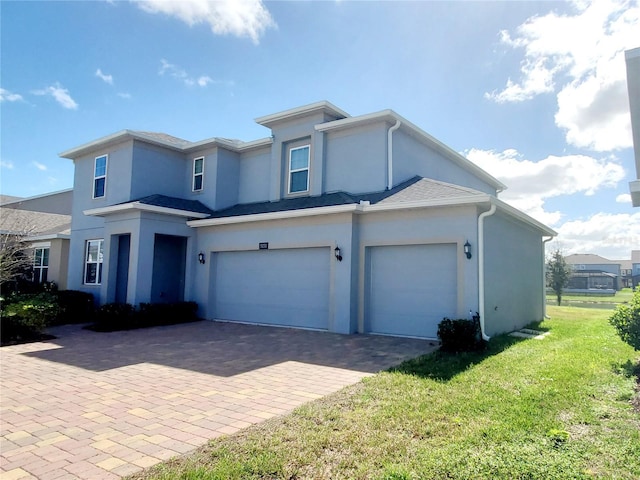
93,155,107,198
288,145,310,194
33,247,49,284
193,157,204,191
84,239,104,285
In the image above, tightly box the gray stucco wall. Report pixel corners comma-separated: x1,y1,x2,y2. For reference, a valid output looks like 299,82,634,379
483,212,545,336
238,148,271,204
213,149,240,210
393,130,497,195
131,142,186,200
324,123,388,194
2,190,72,215
191,213,356,334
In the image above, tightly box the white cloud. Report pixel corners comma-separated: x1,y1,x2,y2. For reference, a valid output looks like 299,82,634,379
554,212,640,259
95,68,114,85
0,88,23,102
466,148,626,226
117,92,132,99
486,0,640,152
32,83,78,110
135,0,276,44
33,161,47,171
616,193,632,203
0,160,14,169
159,59,217,87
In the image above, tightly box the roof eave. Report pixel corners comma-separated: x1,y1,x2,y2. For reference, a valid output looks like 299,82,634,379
84,202,210,219
255,101,350,128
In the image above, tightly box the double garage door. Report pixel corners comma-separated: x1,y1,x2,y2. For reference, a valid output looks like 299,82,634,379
211,247,330,330
210,243,457,339
366,244,458,339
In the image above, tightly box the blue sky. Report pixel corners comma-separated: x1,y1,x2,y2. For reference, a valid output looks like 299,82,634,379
1,0,639,259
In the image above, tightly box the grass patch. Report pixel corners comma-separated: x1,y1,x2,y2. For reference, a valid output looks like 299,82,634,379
547,288,634,307
130,306,640,480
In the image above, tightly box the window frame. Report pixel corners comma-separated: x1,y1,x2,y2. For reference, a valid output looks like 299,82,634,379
33,247,49,284
93,155,108,199
84,239,104,285
287,144,310,195
192,156,204,192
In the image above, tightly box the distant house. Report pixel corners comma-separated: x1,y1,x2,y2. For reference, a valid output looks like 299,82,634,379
564,253,626,293
632,250,640,289
0,190,72,289
59,101,556,340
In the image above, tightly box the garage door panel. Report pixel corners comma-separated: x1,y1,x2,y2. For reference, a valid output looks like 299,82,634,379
212,248,330,330
367,244,457,338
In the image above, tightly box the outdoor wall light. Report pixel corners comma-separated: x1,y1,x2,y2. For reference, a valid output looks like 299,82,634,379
198,252,206,264
334,246,343,262
464,241,472,259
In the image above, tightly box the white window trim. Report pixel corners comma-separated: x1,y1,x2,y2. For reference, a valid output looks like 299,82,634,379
287,144,310,195
33,247,49,283
192,156,204,192
93,155,108,199
84,239,104,285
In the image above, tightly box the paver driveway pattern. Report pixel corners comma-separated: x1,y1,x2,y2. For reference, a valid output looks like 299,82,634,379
1,321,437,479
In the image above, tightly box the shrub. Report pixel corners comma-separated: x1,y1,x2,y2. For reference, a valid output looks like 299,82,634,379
1,292,59,344
88,301,200,332
53,290,95,325
609,288,640,351
91,302,137,331
437,316,483,352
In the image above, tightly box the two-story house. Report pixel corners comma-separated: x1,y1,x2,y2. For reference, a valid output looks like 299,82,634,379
60,101,556,340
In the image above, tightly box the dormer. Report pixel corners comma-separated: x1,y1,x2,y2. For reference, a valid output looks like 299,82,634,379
255,101,349,201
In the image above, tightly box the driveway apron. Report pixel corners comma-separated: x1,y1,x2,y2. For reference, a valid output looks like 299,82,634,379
1,321,437,479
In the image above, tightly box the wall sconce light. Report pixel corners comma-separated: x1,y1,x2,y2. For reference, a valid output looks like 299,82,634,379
198,252,206,264
464,241,472,259
334,246,343,262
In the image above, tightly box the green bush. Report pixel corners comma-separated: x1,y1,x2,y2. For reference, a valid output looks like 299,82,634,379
53,290,95,325
609,288,640,351
1,292,59,344
437,316,484,352
88,301,199,332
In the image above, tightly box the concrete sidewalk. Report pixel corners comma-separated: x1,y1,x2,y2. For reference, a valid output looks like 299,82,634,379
1,321,437,479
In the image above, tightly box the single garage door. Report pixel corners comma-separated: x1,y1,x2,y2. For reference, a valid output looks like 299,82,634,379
366,243,457,338
211,247,330,330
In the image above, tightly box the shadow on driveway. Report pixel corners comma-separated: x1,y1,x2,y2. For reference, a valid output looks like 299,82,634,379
25,321,439,376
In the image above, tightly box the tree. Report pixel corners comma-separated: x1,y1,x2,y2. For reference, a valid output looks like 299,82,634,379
546,249,572,306
0,210,35,292
609,288,640,351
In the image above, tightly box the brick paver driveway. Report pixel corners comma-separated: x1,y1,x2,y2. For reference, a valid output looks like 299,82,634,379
1,321,437,479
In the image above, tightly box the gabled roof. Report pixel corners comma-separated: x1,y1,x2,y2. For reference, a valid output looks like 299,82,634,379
0,207,71,238
83,194,213,219
59,130,272,159
188,176,555,237
565,253,618,265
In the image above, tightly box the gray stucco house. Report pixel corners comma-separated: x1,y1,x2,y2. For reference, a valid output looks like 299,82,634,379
60,101,555,340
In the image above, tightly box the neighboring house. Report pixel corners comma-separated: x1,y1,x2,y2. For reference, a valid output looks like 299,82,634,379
617,259,633,288
633,250,640,289
0,190,72,289
626,47,640,207
59,101,556,340
564,253,622,293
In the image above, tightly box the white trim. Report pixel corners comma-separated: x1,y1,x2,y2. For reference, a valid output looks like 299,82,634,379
287,145,310,194
92,154,108,199
28,233,71,241
188,204,359,227
187,194,557,236
84,202,210,219
84,238,104,285
255,101,349,128
192,156,204,192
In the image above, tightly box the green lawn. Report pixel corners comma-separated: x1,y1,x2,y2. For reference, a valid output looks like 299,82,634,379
547,288,634,306
131,306,640,480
